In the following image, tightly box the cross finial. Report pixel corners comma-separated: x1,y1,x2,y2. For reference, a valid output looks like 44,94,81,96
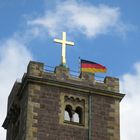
54,32,74,66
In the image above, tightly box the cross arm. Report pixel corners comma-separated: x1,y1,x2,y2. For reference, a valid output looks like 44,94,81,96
66,41,74,46
54,39,63,44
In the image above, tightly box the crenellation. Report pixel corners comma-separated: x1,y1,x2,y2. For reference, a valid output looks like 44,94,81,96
55,65,70,80
27,61,44,77
79,72,95,82
25,61,120,95
104,76,119,92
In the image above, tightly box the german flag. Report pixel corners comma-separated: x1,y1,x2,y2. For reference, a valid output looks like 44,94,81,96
81,59,107,73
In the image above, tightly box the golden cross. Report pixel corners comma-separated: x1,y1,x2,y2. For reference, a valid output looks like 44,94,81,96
54,32,74,66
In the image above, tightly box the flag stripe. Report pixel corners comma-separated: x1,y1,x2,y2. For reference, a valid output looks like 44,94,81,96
81,68,107,73
81,63,106,69
81,59,98,64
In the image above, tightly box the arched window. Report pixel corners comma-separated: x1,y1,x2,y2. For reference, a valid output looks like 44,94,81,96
64,111,70,121
73,112,79,123
63,95,86,126
64,105,72,121
75,107,83,124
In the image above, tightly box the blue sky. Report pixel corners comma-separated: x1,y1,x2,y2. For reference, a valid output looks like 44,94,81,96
0,0,140,140
0,0,139,76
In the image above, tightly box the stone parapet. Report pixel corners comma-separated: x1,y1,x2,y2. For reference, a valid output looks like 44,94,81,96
26,61,120,93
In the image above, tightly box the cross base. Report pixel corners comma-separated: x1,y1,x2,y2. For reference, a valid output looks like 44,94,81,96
60,63,68,68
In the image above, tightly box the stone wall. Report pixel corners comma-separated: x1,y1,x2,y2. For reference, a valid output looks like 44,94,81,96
92,95,120,140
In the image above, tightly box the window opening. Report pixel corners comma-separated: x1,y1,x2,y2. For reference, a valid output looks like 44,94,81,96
75,107,83,124
73,112,79,123
64,105,72,121
63,95,86,126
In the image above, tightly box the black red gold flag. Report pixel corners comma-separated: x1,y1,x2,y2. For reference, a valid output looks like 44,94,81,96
81,59,107,73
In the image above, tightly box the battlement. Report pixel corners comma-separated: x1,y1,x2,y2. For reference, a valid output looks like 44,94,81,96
26,61,120,93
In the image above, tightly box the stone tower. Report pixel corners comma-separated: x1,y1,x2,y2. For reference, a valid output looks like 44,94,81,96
3,61,124,140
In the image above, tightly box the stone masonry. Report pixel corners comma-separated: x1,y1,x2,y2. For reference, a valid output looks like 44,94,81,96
3,61,124,140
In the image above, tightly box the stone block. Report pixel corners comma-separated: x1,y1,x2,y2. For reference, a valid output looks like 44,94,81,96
27,61,44,77
104,76,119,92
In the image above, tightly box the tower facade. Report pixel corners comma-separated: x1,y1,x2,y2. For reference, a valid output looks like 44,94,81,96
3,61,124,140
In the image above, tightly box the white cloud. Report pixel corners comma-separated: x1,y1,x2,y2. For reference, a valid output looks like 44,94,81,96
120,62,140,140
28,0,128,38
0,38,32,140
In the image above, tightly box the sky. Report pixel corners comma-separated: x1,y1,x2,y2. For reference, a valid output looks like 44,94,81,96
0,0,140,139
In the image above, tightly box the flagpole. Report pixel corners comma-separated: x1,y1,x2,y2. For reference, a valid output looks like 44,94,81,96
78,56,81,74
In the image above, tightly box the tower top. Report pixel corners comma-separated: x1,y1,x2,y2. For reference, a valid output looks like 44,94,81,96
2,61,124,140
54,32,74,66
